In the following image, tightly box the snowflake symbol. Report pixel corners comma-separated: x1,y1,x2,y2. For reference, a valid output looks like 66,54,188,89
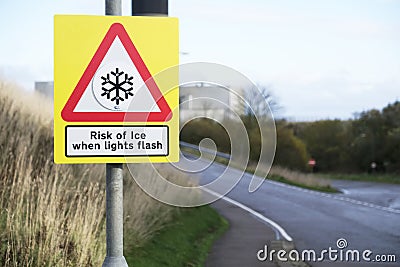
101,68,134,105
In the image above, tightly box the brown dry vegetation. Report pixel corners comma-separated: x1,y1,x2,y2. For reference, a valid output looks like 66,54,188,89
0,80,193,266
246,161,333,191
268,166,332,189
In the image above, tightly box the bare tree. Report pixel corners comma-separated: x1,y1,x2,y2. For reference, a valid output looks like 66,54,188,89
239,84,280,118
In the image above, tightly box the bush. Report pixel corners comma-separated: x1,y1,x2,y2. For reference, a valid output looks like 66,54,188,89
180,118,231,154
274,123,309,171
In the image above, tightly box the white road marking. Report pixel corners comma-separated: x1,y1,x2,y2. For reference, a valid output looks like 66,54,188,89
264,179,400,215
340,189,351,195
202,187,293,242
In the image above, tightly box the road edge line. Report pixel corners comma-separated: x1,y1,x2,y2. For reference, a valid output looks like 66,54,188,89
202,187,293,242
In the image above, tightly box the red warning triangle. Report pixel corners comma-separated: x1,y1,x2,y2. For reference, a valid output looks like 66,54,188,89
61,23,172,122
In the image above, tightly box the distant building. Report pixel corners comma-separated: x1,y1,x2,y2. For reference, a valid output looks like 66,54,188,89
180,83,244,121
35,81,54,99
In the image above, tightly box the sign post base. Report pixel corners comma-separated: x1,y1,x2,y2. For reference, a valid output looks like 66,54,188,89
102,256,129,267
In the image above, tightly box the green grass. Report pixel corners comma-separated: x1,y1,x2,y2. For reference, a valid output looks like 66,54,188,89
125,205,228,267
267,174,339,193
322,173,400,184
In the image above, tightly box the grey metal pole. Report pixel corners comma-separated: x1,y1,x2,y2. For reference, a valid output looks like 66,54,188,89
103,164,128,267
106,0,122,15
103,1,127,266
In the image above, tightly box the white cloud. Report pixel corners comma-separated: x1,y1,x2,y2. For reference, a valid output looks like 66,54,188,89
272,70,400,120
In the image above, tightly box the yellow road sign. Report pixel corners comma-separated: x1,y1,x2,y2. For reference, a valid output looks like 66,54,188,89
54,15,179,163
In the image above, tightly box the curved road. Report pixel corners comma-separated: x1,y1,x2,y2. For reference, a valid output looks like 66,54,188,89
176,156,400,266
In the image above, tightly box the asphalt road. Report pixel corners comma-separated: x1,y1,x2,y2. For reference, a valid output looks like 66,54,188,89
176,156,400,266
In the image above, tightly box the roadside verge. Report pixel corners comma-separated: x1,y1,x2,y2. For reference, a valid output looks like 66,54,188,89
125,205,228,267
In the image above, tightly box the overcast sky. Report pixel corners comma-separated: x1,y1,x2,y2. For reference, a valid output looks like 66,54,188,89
0,0,399,120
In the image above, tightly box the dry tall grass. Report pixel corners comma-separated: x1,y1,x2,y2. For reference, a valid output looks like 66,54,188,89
247,160,332,189
0,80,107,266
124,164,200,247
268,166,332,188
0,80,194,266
124,165,186,248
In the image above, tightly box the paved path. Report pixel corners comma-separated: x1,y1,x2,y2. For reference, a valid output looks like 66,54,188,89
206,199,279,267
